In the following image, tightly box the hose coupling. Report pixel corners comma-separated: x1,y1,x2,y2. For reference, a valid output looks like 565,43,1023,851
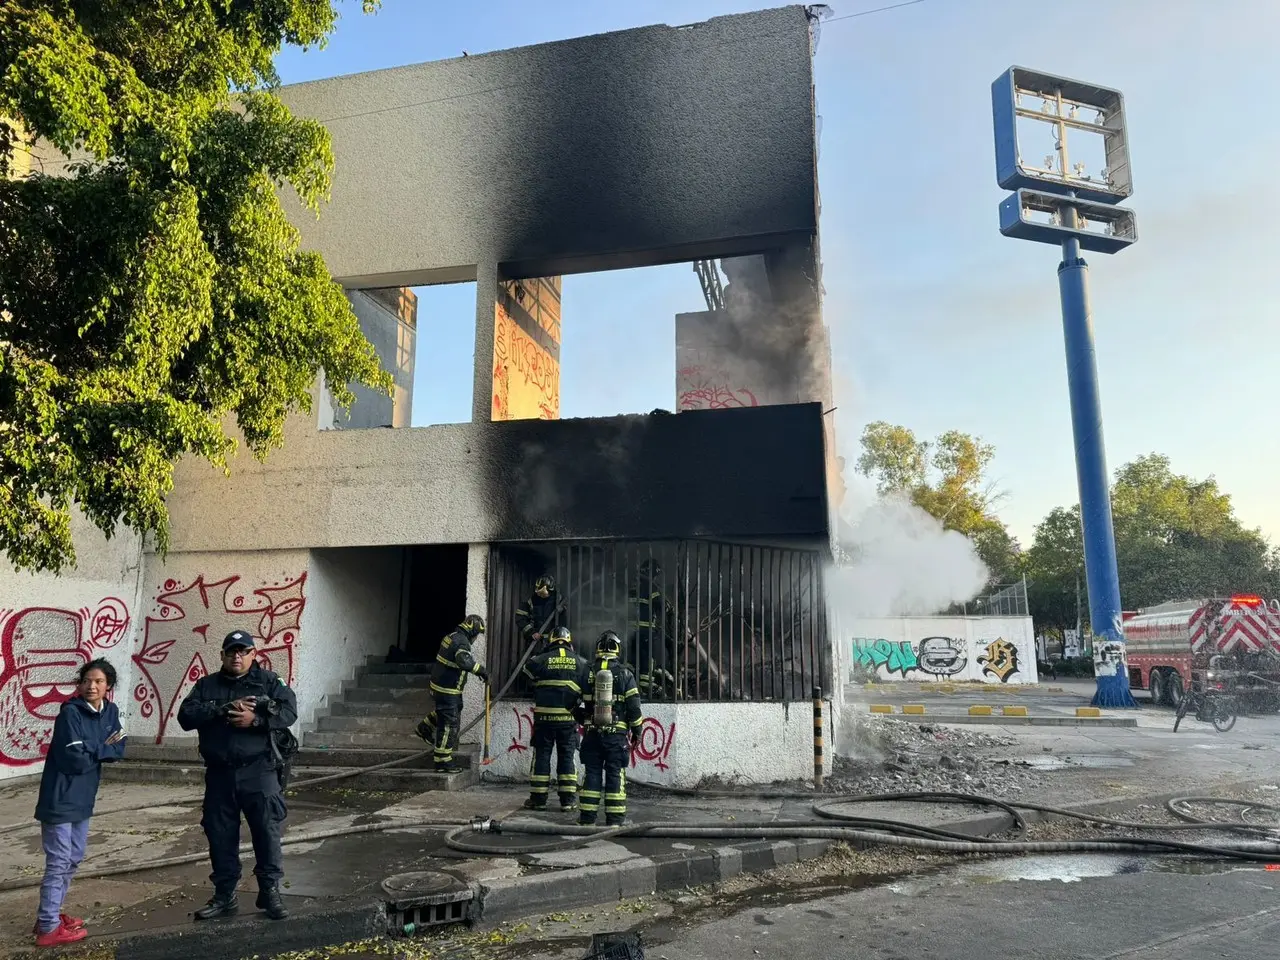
470,816,494,834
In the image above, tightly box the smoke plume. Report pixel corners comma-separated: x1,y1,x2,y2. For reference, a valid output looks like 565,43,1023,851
831,492,990,618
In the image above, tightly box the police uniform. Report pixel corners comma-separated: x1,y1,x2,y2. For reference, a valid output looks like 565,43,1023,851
579,647,643,826
523,633,589,809
176,632,297,921
429,618,487,772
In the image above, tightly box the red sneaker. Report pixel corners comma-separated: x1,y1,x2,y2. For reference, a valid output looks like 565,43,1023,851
31,914,84,935
35,922,87,947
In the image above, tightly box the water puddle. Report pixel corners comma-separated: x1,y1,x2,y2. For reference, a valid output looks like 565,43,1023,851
1018,755,1134,771
889,853,1264,894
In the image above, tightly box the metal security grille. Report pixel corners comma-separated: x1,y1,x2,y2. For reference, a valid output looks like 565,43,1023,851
487,540,828,703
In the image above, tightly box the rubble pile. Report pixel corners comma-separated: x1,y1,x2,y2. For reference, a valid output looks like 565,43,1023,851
825,717,1047,798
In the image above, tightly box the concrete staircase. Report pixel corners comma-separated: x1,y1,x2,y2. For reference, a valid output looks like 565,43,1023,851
105,657,478,792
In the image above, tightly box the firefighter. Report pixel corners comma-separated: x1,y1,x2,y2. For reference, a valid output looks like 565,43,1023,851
577,630,643,827
627,560,676,700
516,575,561,644
424,615,488,773
522,625,589,811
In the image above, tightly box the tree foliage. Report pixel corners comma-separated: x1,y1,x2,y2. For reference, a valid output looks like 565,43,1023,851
1025,453,1280,628
856,421,1020,584
0,1,390,572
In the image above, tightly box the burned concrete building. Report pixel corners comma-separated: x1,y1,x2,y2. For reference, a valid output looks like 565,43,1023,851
0,6,839,787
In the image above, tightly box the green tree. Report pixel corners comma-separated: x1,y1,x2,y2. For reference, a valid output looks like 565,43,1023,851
856,421,1020,584
1025,454,1280,626
0,1,390,573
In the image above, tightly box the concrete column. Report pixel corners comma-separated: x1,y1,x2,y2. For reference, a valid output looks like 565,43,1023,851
461,542,491,739
471,262,499,424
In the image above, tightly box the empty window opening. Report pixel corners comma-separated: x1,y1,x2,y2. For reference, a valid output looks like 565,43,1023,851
395,544,470,663
411,281,479,427
557,261,709,419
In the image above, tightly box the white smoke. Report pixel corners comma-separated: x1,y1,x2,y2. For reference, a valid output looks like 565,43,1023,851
831,491,990,618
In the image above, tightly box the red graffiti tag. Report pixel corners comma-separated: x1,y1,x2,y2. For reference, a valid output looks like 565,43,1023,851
506,707,534,754
132,573,305,743
0,598,132,766
630,718,676,772
676,366,759,411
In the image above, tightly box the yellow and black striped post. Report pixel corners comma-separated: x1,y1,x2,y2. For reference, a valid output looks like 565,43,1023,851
812,685,824,790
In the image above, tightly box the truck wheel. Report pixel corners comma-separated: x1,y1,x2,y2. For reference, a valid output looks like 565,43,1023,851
1167,672,1184,708
1149,670,1165,707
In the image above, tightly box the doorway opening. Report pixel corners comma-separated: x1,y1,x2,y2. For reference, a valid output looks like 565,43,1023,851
401,544,470,662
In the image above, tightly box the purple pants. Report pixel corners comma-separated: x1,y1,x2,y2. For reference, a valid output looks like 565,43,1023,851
38,820,90,933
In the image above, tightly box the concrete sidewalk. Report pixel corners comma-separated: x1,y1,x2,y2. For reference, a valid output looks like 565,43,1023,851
3,708,1279,958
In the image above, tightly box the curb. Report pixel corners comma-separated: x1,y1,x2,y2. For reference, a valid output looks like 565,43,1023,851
473,838,831,925
866,706,1136,727
63,901,387,960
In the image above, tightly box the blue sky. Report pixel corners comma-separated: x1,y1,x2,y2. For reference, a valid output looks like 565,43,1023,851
275,0,1280,548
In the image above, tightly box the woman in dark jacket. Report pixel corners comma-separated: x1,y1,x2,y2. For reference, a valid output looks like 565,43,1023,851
32,658,127,948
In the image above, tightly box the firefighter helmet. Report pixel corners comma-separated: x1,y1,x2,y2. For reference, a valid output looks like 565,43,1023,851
549,625,572,645
535,575,556,595
596,630,622,656
461,614,486,636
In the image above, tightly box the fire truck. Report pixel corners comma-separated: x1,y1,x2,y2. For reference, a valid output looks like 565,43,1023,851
1125,595,1280,708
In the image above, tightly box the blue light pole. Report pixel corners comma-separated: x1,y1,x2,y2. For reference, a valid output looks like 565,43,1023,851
992,68,1139,708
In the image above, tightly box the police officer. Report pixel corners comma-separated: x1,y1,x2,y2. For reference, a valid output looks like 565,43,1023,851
176,630,297,922
428,615,488,773
577,630,643,827
522,626,589,811
516,575,560,644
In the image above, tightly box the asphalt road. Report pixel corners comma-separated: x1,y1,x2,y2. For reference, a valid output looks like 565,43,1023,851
510,855,1280,960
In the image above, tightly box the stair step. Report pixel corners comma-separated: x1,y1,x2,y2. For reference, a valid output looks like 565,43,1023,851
356,674,435,689
317,715,425,733
298,746,471,769
357,663,434,676
104,763,477,792
331,700,430,719
305,731,446,750
343,687,435,705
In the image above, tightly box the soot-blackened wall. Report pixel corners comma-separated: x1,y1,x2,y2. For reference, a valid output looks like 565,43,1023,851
275,6,819,287
164,403,829,552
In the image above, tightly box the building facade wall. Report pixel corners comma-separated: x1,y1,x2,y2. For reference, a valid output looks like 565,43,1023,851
482,699,830,789
839,616,1039,686
274,7,818,288
492,278,561,422
0,516,145,781
129,549,311,743
321,289,417,431
297,547,405,730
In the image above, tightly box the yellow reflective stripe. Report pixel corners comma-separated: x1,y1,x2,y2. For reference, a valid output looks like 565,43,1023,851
535,679,582,692
516,607,530,616
622,688,639,698
436,655,460,668
534,708,575,719
430,682,464,696
529,775,551,783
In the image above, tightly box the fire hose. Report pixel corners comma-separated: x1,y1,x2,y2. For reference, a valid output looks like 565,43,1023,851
3,791,1280,891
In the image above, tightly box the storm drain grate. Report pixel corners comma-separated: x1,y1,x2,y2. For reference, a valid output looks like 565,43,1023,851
583,931,645,960
381,870,474,935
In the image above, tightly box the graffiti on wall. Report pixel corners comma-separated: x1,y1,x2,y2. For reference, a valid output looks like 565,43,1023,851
917,637,967,677
676,365,760,411
851,638,920,677
0,598,132,766
132,573,305,742
977,638,1019,683
502,707,676,772
492,282,561,422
